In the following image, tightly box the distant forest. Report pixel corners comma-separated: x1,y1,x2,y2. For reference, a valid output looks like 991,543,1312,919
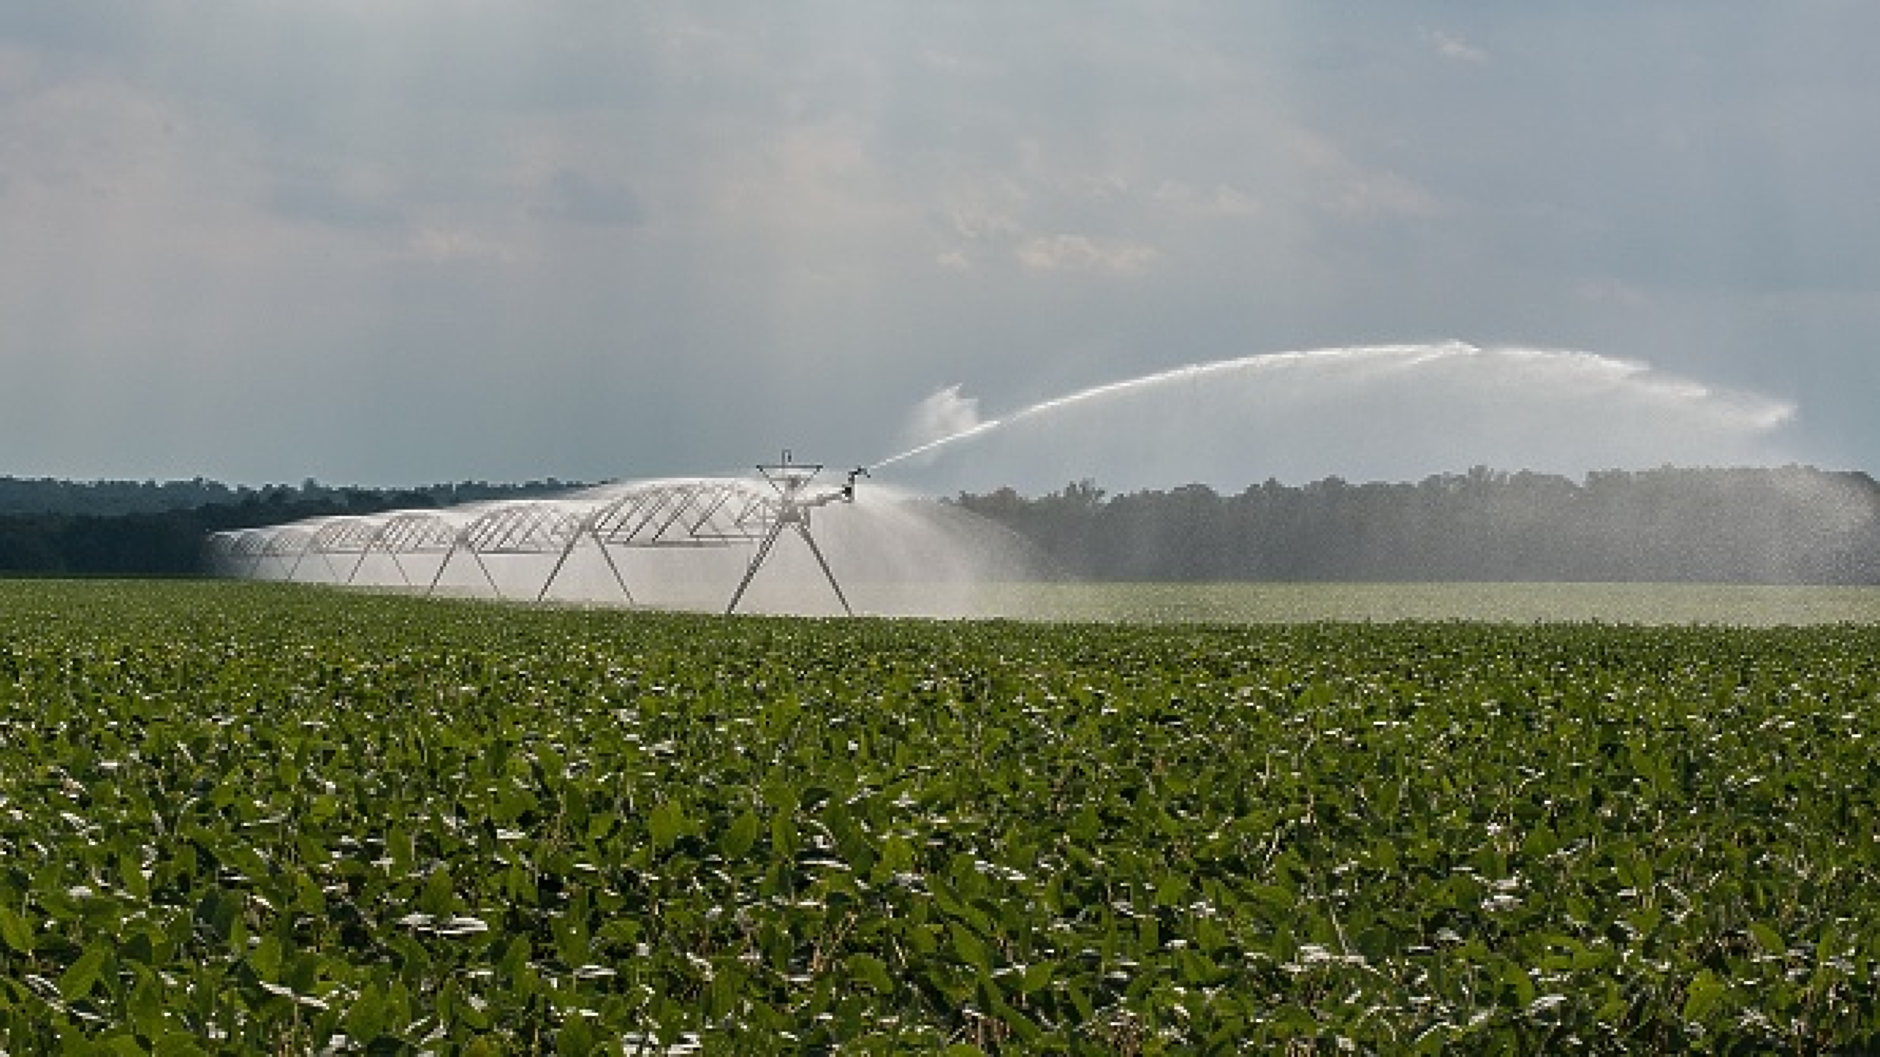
0,477,580,576
4,466,1878,584
954,465,1880,585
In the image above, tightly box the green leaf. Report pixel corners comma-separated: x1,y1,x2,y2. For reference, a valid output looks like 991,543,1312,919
1682,969,1726,1025
1498,958,1536,1007
878,833,916,875
1064,982,1094,1022
1249,883,1296,913
557,1016,597,1056
498,935,532,984
96,1035,149,1057
1019,961,1054,995
418,865,455,915
949,921,990,974
770,811,799,858
248,934,284,981
1153,871,1189,907
128,970,168,1037
1750,922,1784,954
586,811,618,841
193,888,235,945
222,840,271,882
444,978,493,1031
848,952,895,993
0,905,34,954
904,922,938,956
1269,1003,1319,1037
388,827,416,876
117,850,150,902
308,794,339,824
649,800,685,852
721,810,761,860
995,999,1043,1044
1816,924,1841,965
59,942,110,1001
345,984,390,1042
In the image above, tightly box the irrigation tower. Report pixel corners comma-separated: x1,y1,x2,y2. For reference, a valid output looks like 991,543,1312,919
208,452,871,615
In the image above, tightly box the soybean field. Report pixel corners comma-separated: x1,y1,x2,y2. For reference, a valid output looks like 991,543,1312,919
3,580,1880,1052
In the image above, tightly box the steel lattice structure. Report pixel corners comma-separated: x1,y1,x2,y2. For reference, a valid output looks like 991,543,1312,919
208,457,867,614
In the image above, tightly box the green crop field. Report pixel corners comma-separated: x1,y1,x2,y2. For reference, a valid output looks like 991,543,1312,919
4,580,1880,1052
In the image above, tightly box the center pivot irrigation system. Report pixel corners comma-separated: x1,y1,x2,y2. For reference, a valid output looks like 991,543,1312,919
208,453,872,615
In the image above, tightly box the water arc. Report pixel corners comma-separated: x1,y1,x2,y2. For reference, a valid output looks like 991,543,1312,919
873,342,1797,494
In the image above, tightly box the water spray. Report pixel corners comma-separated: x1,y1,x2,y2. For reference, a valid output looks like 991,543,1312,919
863,342,1798,489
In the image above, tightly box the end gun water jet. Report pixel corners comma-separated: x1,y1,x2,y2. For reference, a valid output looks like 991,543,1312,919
868,419,1007,473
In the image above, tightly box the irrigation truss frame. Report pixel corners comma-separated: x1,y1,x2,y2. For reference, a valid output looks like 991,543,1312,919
207,455,868,615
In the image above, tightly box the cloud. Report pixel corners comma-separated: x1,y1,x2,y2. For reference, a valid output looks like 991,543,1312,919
1327,171,1442,221
1426,29,1488,63
0,63,179,194
268,177,403,230
534,169,645,227
1015,233,1162,275
1575,277,1655,310
401,226,518,266
1153,180,1261,219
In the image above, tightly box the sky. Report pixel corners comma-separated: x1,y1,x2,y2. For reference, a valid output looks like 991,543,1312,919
3,2,1876,494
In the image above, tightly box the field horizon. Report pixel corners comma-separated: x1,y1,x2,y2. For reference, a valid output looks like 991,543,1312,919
981,581,1880,627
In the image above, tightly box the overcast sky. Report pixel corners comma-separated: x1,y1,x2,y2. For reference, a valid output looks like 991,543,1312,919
3,2,1875,493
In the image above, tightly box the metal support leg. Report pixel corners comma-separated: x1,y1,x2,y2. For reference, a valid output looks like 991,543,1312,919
725,518,789,615
426,545,460,598
537,536,581,603
795,522,853,617
347,547,373,586
286,544,314,583
596,541,636,605
470,551,504,599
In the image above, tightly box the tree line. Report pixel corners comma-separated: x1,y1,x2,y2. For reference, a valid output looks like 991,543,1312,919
0,477,580,576
953,465,1880,585
6,466,1878,583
